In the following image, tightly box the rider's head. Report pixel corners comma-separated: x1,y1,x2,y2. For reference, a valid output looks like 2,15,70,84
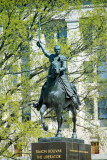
54,45,61,55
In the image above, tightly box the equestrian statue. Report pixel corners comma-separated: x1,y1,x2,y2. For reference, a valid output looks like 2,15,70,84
33,41,81,138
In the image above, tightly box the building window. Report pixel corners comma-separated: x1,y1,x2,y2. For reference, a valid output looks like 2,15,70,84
14,145,22,157
8,66,18,84
57,25,67,43
42,20,67,45
44,28,54,44
83,0,92,5
91,142,99,154
22,112,31,121
98,98,107,119
85,98,94,119
83,61,94,83
97,61,107,82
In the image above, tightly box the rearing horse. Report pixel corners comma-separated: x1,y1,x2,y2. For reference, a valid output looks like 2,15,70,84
39,60,80,138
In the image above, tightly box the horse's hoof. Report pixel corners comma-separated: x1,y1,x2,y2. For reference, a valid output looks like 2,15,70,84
72,132,77,139
43,124,48,131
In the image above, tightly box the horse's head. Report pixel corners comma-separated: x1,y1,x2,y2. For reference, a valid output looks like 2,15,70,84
51,60,61,76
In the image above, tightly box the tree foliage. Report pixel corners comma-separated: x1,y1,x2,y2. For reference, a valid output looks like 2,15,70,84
0,0,78,159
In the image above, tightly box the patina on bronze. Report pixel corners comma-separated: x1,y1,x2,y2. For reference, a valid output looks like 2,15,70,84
33,41,80,138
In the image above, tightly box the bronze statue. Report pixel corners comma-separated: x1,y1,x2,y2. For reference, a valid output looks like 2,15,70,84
33,41,80,138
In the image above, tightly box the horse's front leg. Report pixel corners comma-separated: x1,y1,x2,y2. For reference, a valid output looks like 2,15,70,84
56,107,62,137
71,107,77,139
40,104,48,131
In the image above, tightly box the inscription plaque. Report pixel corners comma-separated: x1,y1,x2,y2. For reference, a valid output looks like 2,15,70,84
31,138,91,160
32,142,66,160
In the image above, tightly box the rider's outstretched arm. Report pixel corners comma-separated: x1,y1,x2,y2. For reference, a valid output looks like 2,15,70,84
37,41,50,58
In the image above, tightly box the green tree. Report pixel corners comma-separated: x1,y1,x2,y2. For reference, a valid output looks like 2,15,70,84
0,0,80,159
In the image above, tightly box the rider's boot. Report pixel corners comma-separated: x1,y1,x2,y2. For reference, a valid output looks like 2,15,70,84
33,87,44,111
33,102,41,111
33,96,43,111
33,82,47,111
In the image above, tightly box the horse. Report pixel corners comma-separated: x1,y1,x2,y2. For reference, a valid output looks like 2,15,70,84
37,60,80,138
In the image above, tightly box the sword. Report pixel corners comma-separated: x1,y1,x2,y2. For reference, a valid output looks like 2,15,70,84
36,14,41,48
38,14,41,42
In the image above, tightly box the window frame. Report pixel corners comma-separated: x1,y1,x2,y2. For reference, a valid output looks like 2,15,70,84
84,98,94,120
91,142,99,154
98,98,107,120
42,19,67,45
97,61,107,82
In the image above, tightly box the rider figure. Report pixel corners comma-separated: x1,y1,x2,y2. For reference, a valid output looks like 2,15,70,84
33,41,80,110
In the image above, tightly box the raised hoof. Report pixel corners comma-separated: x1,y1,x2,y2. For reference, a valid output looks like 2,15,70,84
72,132,77,139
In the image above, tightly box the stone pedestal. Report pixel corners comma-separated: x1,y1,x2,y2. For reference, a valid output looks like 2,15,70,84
31,137,91,160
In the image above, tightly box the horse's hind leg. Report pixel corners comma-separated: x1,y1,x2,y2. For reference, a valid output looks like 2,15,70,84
40,104,48,131
56,107,62,137
71,107,77,139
